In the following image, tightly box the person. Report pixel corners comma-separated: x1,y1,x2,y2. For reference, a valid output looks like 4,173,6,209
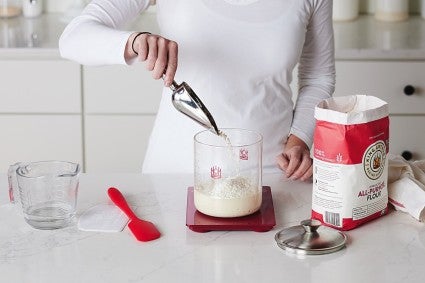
59,0,335,181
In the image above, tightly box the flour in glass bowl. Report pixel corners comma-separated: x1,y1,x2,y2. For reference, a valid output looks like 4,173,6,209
194,175,262,218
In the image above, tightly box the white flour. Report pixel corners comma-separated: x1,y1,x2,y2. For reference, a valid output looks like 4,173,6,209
194,176,261,217
218,130,241,175
219,131,237,159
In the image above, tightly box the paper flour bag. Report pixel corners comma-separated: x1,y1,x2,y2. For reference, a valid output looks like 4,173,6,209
312,95,389,230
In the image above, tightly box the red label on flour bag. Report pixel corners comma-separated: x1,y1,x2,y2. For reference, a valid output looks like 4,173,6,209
312,95,389,231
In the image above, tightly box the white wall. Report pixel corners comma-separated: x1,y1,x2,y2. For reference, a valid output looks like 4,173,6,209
360,0,421,14
44,0,422,13
45,0,80,13
44,0,156,13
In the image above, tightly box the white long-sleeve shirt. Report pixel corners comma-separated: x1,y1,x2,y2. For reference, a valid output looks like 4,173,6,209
60,0,335,173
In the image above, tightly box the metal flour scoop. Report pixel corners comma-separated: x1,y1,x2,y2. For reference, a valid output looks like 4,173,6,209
168,80,220,135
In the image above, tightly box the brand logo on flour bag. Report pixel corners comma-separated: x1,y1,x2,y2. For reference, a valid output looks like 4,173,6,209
363,140,386,180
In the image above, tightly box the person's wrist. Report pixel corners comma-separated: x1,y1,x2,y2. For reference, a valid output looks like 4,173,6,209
131,31,151,56
286,134,308,150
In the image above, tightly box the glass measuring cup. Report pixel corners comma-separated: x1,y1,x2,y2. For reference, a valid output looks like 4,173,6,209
194,128,263,217
8,160,81,229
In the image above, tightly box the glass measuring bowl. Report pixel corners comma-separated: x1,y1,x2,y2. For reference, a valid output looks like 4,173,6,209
8,160,81,229
194,128,263,218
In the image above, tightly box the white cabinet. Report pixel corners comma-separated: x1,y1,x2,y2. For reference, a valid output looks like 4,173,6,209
83,64,162,172
83,64,162,114
0,60,83,172
0,115,83,172
334,62,425,114
335,61,425,160
390,116,425,160
84,115,155,172
0,60,81,113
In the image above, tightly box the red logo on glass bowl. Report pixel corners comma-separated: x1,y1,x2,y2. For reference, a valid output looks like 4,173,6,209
240,149,248,160
210,166,222,179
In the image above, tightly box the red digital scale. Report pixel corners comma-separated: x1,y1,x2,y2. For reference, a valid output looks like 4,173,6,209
186,186,276,232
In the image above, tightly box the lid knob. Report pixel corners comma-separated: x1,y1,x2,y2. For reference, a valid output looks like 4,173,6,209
300,219,321,233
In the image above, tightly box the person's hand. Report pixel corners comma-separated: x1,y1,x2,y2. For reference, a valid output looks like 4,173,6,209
125,32,178,87
276,134,312,182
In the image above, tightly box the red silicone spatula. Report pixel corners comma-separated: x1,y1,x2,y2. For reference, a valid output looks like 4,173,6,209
107,187,161,242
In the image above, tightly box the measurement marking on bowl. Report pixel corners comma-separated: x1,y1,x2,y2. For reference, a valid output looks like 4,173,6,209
211,166,222,179
240,149,249,160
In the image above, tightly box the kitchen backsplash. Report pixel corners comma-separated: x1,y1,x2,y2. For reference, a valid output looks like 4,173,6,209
45,0,421,13
44,0,155,13
45,0,80,13
360,0,421,13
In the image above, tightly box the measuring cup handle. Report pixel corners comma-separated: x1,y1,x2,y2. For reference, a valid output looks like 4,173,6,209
7,162,23,204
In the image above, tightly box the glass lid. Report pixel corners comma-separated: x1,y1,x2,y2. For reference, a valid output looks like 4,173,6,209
275,219,347,255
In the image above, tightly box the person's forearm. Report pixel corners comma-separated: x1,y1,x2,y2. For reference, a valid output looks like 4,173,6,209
60,22,134,65
291,0,335,148
59,0,150,65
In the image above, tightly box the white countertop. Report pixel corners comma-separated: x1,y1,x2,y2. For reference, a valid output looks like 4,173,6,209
1,173,424,283
1,13,425,60
334,15,425,60
0,12,159,59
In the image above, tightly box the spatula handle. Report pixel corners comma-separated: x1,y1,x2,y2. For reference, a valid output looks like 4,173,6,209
108,187,137,220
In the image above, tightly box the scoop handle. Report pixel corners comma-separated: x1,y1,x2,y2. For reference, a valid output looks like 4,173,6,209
108,187,137,220
162,74,180,91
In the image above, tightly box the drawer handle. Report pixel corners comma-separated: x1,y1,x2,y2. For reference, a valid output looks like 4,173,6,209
401,150,413,161
403,85,415,96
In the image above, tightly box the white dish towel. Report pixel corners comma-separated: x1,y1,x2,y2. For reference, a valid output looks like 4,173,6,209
388,154,425,222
